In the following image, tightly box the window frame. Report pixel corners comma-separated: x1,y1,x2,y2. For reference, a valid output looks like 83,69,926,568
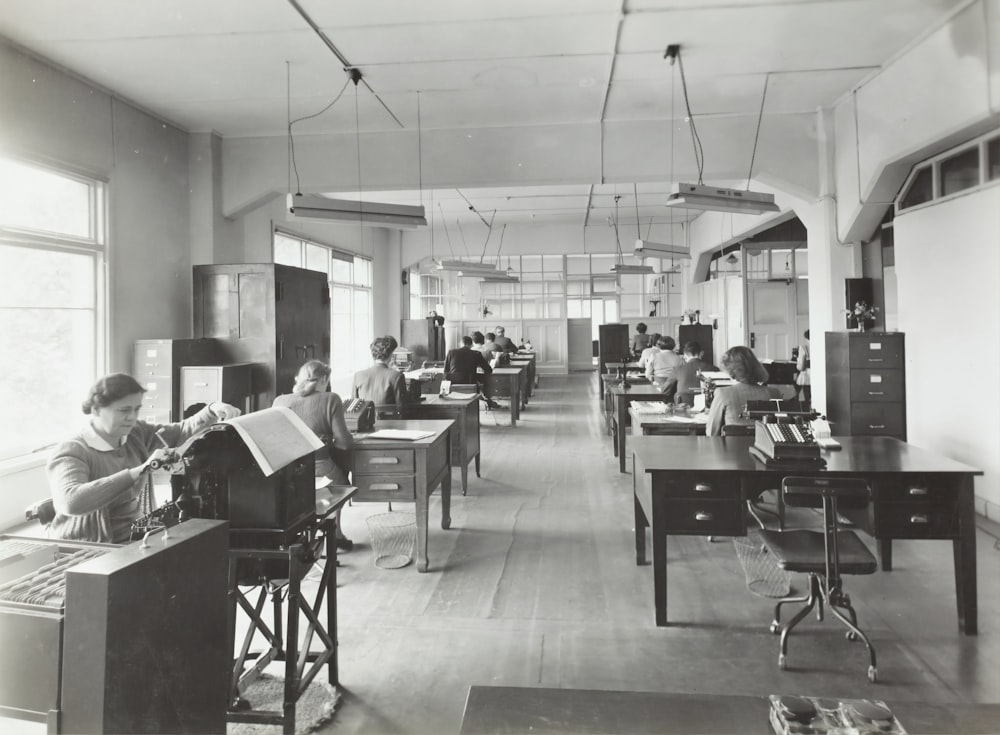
896,130,1000,214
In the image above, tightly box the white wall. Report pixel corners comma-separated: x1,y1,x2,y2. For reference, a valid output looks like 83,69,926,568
894,185,1000,513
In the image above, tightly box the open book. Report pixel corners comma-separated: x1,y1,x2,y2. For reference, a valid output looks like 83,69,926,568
224,407,325,476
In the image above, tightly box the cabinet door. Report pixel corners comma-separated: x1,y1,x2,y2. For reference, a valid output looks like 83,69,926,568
274,269,329,396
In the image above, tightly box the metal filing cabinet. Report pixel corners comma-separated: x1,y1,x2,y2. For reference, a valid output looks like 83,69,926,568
133,339,223,422
825,331,906,440
180,363,254,417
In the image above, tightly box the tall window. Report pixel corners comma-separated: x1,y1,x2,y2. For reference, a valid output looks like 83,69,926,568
274,231,373,396
0,158,106,462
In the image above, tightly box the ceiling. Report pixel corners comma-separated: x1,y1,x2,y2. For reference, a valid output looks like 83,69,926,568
0,0,964,230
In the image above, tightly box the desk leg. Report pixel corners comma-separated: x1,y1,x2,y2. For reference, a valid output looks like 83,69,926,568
441,471,452,531
634,477,647,565
283,550,302,735
618,399,628,473
475,452,481,477
877,539,893,571
460,450,469,496
511,382,520,426
954,475,978,635
652,497,668,626
612,418,619,458
326,524,338,685
415,486,429,573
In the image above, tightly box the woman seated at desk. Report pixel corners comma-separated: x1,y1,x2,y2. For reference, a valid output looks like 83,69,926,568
706,346,779,436
46,373,242,544
275,359,355,548
352,335,409,414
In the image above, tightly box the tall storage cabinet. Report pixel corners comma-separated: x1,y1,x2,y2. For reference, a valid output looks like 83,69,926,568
597,323,630,399
677,324,715,366
825,331,906,440
401,318,446,365
192,264,330,408
133,338,224,422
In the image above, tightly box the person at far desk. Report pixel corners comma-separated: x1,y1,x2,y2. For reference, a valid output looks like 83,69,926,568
645,335,683,384
493,326,517,353
481,332,501,359
46,373,242,544
276,359,355,548
352,335,410,411
706,346,779,436
444,335,500,409
673,340,719,406
637,332,661,371
631,322,652,358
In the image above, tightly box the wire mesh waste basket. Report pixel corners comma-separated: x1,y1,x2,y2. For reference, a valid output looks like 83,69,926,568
733,530,791,598
366,512,416,569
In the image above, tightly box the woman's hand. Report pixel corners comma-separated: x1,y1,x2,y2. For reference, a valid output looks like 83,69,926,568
130,447,177,481
209,402,242,421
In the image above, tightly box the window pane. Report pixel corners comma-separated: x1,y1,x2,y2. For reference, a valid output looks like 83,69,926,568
988,137,1000,181
330,259,352,284
305,243,328,273
521,255,542,272
542,255,563,274
353,288,370,316
566,255,590,275
940,147,979,196
0,160,92,239
331,286,351,313
0,245,94,308
274,234,301,266
899,166,933,209
354,257,372,287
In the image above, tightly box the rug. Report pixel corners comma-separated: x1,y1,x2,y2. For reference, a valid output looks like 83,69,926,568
228,673,340,735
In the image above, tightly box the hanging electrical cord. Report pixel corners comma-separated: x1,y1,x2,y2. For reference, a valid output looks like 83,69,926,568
612,195,625,264
633,183,642,240
456,189,490,228
495,224,507,269
438,202,456,257
479,209,497,264
286,73,352,194
746,73,770,191
675,48,705,185
353,80,364,234
456,219,471,258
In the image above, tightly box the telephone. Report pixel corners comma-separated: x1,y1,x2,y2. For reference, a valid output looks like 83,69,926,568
344,398,376,433
753,419,821,462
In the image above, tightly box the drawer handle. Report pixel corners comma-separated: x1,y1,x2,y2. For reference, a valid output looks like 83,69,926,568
867,391,884,396
910,514,929,525
867,358,884,362
193,382,209,387
369,457,400,465
694,483,713,493
370,483,400,491
695,512,714,522
908,487,928,496
868,424,885,429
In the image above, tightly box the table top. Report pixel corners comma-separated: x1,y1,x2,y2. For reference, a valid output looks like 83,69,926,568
628,406,708,426
632,435,983,475
418,395,479,408
492,366,526,375
607,383,670,398
460,685,1000,735
355,419,453,446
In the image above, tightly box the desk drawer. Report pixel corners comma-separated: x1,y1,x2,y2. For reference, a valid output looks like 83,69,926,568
354,448,415,474
850,369,904,402
877,475,961,504
849,335,904,369
658,472,741,500
850,403,904,436
353,474,416,501
876,502,958,538
662,499,744,535
182,367,222,403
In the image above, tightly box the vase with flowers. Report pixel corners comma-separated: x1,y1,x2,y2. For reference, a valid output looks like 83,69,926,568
682,309,700,325
845,301,879,332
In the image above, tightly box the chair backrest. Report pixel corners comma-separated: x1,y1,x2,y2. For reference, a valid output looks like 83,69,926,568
780,476,871,510
721,423,755,436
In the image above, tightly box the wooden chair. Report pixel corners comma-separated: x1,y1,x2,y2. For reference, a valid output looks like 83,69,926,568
757,476,878,681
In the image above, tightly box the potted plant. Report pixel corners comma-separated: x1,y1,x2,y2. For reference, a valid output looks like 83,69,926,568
845,301,879,332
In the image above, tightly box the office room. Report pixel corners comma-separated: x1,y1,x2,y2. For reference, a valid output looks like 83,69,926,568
1,1,999,734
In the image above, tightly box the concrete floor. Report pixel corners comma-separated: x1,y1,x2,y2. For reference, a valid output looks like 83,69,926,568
313,373,999,735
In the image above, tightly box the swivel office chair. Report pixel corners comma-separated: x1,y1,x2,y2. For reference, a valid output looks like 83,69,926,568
757,476,878,682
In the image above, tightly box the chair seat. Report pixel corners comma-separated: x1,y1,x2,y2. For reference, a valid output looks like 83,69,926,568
758,529,877,575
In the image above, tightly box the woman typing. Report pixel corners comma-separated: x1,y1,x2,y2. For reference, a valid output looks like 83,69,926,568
46,373,242,543
706,346,778,436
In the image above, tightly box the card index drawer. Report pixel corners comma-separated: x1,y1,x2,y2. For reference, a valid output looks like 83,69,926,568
657,472,741,500
850,403,905,436
848,335,903,369
353,448,415,474
850,369,904,402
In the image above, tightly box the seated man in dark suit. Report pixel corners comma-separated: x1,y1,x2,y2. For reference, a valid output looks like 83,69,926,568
492,326,517,353
352,335,410,414
444,335,498,407
671,340,719,406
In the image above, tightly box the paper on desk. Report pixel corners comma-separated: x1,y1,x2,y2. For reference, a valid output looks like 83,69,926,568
442,391,478,400
700,371,734,382
366,429,435,441
631,401,670,414
225,406,324,477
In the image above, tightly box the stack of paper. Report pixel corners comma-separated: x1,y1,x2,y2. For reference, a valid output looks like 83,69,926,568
631,401,670,414
366,429,435,441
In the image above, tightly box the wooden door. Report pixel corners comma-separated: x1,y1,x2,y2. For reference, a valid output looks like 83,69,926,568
747,281,795,361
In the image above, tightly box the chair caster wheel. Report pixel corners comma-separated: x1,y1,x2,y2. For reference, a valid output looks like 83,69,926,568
778,654,787,670
769,621,781,635
868,665,878,683
846,630,858,641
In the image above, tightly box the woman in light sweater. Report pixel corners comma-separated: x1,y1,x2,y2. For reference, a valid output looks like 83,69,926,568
706,346,778,436
273,360,355,548
46,373,242,543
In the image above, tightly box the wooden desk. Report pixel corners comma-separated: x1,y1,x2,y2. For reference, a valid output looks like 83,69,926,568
407,395,481,495
601,375,651,435
631,435,981,631
353,420,454,572
484,368,526,426
508,358,534,399
628,405,707,435
461,685,1000,735
607,384,672,473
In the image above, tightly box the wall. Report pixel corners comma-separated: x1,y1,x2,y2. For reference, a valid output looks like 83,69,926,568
0,42,194,526
894,184,1000,514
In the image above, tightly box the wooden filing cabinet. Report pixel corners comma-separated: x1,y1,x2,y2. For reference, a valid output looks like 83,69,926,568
825,331,906,440
180,363,254,417
133,338,223,423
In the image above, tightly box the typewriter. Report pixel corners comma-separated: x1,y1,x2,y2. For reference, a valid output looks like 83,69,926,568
745,399,824,467
344,397,376,433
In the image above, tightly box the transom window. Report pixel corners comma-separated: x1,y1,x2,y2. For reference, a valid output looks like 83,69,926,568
897,130,1000,213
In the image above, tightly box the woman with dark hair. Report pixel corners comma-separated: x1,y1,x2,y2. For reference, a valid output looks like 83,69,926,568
631,322,651,357
352,335,409,409
274,360,355,548
46,373,241,543
706,346,778,436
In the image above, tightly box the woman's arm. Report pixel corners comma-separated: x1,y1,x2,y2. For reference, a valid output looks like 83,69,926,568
328,394,355,450
706,388,728,436
47,443,142,516
143,402,240,448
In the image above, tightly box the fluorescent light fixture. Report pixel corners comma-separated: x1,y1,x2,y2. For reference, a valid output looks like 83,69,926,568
611,263,655,275
480,274,520,283
434,259,500,274
665,183,780,215
633,239,692,259
287,193,427,229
